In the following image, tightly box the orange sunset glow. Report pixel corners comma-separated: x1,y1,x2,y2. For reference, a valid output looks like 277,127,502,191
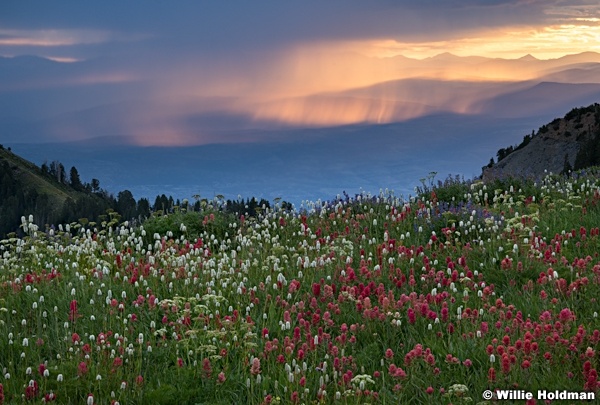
154,33,600,134
3,0,600,207
2,1,600,146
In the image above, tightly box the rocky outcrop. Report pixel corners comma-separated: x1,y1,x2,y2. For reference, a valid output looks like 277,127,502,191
483,104,600,181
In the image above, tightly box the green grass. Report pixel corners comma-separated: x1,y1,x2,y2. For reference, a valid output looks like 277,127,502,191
2,170,600,404
0,148,72,203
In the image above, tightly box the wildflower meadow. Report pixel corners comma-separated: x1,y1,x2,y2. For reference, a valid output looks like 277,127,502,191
1,171,600,404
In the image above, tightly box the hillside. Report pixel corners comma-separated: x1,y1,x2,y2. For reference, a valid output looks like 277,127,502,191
1,146,68,232
482,103,600,180
0,145,122,236
0,146,272,238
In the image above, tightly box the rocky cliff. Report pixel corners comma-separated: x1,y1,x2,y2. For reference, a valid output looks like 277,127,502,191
482,103,600,180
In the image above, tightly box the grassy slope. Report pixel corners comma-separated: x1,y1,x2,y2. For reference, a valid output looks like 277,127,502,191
0,149,80,235
0,147,75,219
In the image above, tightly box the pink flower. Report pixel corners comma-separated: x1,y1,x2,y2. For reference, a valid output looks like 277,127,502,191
559,308,574,323
441,307,449,322
407,308,416,324
586,347,596,358
69,300,80,322
393,366,407,378
584,369,598,391
78,362,88,376
250,358,261,375
501,354,511,374
25,380,39,400
488,367,496,382
202,358,212,377
217,372,226,384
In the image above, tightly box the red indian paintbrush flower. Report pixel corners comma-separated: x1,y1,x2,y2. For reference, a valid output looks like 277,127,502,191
69,300,80,322
312,283,321,297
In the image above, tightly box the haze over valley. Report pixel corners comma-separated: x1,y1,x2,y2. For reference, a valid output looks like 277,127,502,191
3,1,600,205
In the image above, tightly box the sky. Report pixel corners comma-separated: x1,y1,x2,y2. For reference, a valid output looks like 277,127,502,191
2,1,600,144
3,1,600,60
2,2,600,128
2,1,600,204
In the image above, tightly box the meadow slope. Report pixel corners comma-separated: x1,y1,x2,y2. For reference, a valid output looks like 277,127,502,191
1,172,600,404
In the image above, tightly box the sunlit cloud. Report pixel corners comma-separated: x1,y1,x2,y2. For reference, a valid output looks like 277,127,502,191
0,28,114,47
43,56,81,63
363,23,600,61
154,27,600,132
0,70,141,92
4,1,600,146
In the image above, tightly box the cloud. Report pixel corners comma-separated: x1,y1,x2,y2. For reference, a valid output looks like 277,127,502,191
0,28,114,47
2,1,598,60
368,22,600,59
0,2,553,49
2,1,600,146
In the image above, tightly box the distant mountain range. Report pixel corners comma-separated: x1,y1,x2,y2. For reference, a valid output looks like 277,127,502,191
3,52,600,145
4,52,600,207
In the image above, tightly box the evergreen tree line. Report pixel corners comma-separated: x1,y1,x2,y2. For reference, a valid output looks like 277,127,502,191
0,157,152,236
40,160,100,192
569,104,600,173
39,160,153,224
572,128,600,171
224,197,272,216
0,151,292,237
493,130,536,164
